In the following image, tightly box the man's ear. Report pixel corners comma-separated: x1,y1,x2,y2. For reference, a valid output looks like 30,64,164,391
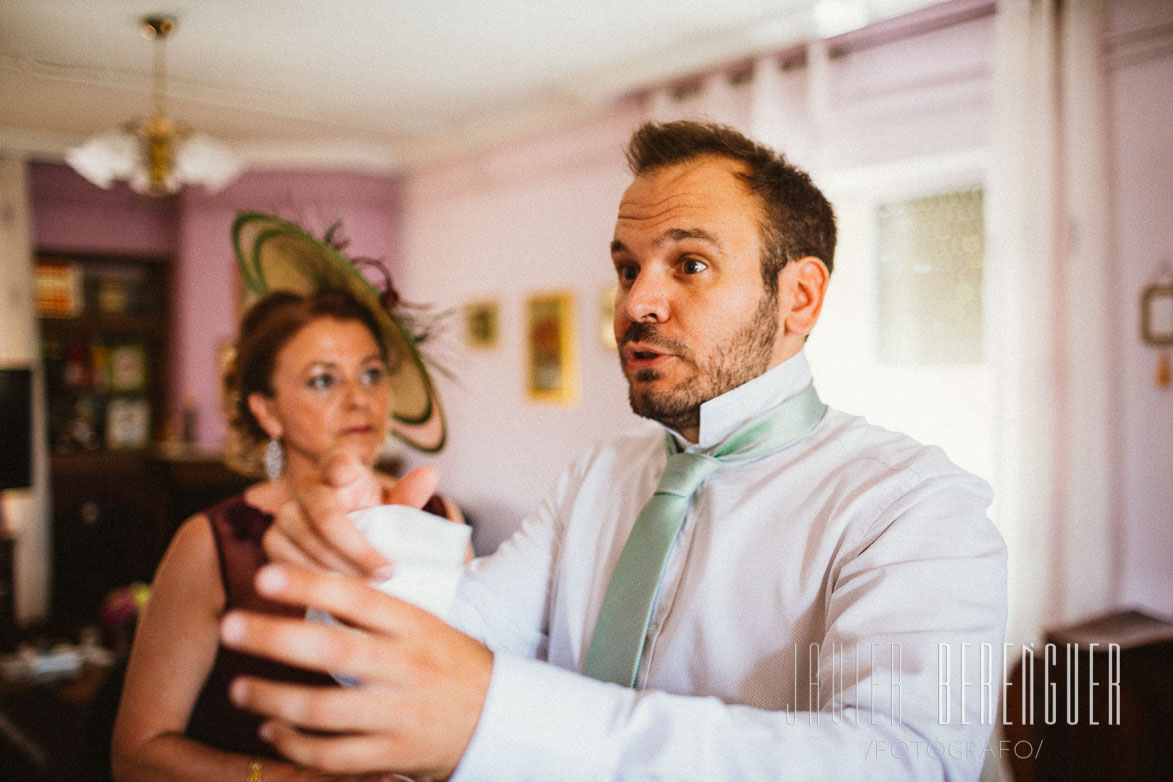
780,256,829,336
247,392,282,440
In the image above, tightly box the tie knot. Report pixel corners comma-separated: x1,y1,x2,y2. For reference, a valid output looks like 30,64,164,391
656,452,721,497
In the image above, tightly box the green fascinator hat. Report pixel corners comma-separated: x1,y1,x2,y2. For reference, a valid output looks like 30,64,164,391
231,211,445,452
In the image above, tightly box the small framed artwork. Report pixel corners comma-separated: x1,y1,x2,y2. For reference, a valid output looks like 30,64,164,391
109,344,148,392
34,259,82,318
106,397,151,449
1142,285,1173,344
464,299,499,349
526,292,577,403
599,284,617,349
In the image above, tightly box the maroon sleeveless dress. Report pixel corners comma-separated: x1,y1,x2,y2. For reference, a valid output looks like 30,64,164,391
184,492,449,756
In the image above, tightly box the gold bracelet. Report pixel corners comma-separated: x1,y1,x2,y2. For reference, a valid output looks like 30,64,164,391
246,758,263,782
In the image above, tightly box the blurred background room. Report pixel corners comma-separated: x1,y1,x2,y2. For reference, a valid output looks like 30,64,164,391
0,1,1170,779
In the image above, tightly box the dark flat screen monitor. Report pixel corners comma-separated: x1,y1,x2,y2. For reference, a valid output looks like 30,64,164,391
0,368,33,490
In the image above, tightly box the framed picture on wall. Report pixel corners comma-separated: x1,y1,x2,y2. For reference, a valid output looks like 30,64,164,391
106,397,151,450
1142,285,1173,344
464,299,499,349
526,292,577,403
34,259,82,318
108,343,148,392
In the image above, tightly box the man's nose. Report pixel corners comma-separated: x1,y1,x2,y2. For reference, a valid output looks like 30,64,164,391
622,271,669,323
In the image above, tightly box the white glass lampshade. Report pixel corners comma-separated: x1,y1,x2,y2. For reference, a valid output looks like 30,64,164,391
66,125,240,195
174,133,241,192
64,130,141,190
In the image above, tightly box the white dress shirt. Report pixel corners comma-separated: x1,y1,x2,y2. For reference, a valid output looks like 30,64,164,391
448,351,1007,781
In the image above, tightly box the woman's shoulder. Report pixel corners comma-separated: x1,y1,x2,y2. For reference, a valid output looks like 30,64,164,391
155,511,221,593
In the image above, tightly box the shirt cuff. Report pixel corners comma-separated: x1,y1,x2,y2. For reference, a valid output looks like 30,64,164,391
452,653,635,781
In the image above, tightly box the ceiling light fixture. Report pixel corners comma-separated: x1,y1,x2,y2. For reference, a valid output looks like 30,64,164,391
65,15,240,196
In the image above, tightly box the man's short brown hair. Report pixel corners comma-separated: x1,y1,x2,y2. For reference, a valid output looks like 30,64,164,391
625,121,836,295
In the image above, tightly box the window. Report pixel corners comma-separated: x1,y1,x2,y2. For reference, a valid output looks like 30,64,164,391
875,187,983,365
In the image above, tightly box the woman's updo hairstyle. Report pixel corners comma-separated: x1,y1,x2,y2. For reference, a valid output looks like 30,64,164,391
222,288,389,475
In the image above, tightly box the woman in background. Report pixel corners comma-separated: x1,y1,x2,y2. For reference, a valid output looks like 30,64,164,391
111,214,458,782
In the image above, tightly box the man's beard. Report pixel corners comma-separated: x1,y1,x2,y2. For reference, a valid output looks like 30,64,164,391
620,291,778,434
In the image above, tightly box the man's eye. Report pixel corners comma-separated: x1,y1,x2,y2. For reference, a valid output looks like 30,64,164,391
682,258,708,274
307,373,337,391
616,264,638,282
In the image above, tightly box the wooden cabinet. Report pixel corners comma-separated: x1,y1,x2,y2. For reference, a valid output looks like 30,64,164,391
48,452,252,626
1003,611,1173,782
35,252,169,454
0,536,15,652
48,453,165,625
34,251,177,626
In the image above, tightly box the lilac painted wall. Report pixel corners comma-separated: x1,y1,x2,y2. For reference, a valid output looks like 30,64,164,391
30,162,178,257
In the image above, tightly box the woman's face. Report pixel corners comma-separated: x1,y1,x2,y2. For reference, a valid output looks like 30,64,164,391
249,316,391,474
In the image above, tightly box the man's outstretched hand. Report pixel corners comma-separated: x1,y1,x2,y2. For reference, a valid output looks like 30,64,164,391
221,562,492,780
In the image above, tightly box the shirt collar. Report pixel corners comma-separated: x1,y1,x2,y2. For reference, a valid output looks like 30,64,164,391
666,349,814,452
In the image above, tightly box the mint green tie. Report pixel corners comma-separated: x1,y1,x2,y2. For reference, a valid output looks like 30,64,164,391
581,383,826,687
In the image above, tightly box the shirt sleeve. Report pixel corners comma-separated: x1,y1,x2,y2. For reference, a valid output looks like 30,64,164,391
451,468,1008,782
445,453,584,659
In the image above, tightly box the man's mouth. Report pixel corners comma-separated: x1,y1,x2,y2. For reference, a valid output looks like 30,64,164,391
622,344,673,369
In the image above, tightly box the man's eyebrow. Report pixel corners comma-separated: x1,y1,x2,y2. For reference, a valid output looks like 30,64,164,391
611,228,723,257
660,227,722,249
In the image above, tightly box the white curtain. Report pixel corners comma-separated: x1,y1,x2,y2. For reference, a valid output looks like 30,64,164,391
987,0,1117,647
0,158,51,622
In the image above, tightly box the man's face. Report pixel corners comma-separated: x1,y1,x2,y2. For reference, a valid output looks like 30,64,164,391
610,156,786,439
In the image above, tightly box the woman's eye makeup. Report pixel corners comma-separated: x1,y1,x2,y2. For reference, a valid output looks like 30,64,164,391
359,365,387,386
301,362,387,392
306,370,338,391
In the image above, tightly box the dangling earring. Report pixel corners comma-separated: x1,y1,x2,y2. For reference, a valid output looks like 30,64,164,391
264,437,285,481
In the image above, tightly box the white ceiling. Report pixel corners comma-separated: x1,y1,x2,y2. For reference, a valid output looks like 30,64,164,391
0,0,940,174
